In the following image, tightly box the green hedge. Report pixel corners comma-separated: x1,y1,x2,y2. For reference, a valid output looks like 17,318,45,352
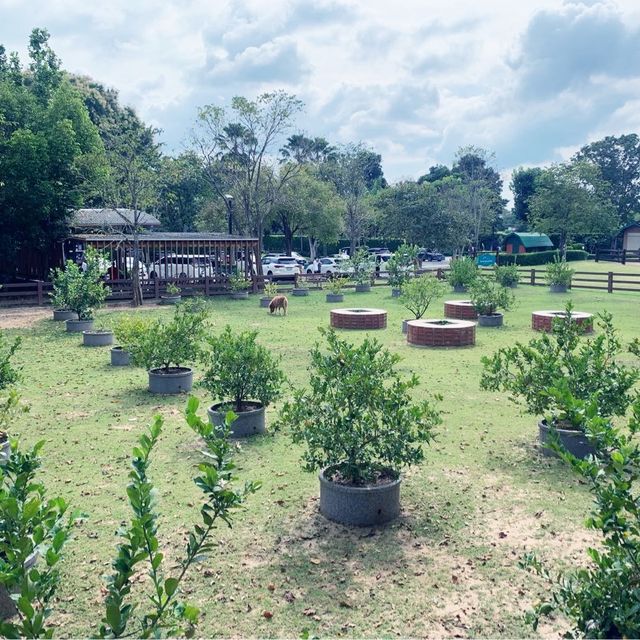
497,249,589,266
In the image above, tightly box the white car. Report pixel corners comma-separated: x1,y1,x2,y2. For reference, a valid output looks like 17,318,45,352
306,257,353,276
148,255,211,279
261,257,298,280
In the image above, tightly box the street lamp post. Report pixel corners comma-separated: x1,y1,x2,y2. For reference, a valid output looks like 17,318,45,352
224,194,234,235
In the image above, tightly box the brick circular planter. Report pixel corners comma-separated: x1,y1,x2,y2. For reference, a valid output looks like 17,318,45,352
531,310,593,333
407,318,476,347
330,308,387,330
444,300,478,320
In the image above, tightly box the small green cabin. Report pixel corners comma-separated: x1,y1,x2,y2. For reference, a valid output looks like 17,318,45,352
504,232,553,254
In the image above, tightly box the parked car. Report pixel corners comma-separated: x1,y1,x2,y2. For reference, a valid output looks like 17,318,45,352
148,255,212,279
306,257,340,275
261,256,298,280
106,258,148,280
418,249,445,262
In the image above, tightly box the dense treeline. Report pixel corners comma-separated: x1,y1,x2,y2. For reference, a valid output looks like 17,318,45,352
1,28,638,276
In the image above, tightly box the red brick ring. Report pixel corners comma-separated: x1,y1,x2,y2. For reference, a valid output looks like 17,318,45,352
444,300,478,320
407,319,476,347
330,308,387,330
531,310,594,334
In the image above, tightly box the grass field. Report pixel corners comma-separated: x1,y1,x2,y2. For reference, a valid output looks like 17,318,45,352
3,281,639,638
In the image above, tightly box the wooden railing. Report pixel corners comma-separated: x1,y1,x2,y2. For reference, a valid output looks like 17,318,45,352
595,249,640,264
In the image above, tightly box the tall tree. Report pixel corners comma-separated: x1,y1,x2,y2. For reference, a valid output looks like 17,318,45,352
280,134,337,164
510,166,542,225
529,160,618,255
191,91,304,247
417,164,450,184
574,134,640,227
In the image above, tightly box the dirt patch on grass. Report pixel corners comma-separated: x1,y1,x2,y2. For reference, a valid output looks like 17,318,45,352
0,306,51,329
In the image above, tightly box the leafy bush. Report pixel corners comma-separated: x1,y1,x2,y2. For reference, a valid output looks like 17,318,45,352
494,264,520,287
229,272,250,292
263,282,278,297
49,248,109,319
0,390,29,441
545,256,574,287
99,399,260,638
497,249,588,266
0,440,81,638
200,326,285,412
469,277,515,316
400,275,446,320
323,276,348,295
387,243,417,289
113,315,155,358
481,304,639,428
277,329,441,485
0,331,21,391
522,394,640,638
347,248,374,285
165,282,181,296
446,257,478,287
134,306,207,371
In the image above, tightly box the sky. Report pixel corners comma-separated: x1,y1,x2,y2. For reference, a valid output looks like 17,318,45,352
2,0,640,191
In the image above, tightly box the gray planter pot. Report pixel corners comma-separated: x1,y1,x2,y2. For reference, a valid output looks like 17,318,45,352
402,319,410,334
549,284,568,293
159,295,181,305
452,284,467,293
260,296,271,308
391,288,401,298
208,401,265,438
0,438,10,466
538,420,596,459
326,293,344,303
53,309,77,321
355,283,371,293
110,346,130,366
230,291,249,300
506,282,518,289
319,467,401,526
292,288,309,297
83,330,114,347
478,313,503,327
66,318,94,333
0,551,38,620
148,367,193,394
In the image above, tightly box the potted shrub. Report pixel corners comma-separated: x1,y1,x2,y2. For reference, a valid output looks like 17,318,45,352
468,277,515,327
494,264,520,288
387,243,417,297
481,305,640,458
349,248,375,293
292,274,310,297
160,282,182,305
446,257,478,293
82,326,114,347
201,326,285,437
49,268,77,321
399,275,447,333
260,282,278,308
324,276,348,303
135,306,207,394
546,256,574,293
111,315,154,366
228,273,250,300
277,329,441,526
59,248,110,332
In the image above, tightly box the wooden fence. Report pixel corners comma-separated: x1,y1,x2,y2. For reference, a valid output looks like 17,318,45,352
595,249,640,264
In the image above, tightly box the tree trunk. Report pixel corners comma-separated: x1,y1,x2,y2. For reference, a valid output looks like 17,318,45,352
131,232,143,307
308,238,318,262
282,221,293,256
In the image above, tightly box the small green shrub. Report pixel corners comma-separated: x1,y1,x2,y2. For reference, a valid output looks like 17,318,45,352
494,264,520,287
446,257,478,288
469,277,515,316
228,273,250,292
113,315,155,359
277,329,441,485
545,256,574,287
165,282,181,296
200,326,285,412
522,393,640,638
263,282,278,297
347,248,375,285
387,243,417,289
0,389,29,441
481,304,639,428
323,276,349,295
400,275,446,320
0,331,21,391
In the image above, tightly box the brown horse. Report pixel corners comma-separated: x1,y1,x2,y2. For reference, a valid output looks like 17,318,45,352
269,295,288,316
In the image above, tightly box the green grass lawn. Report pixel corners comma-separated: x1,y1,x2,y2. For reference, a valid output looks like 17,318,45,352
3,283,639,638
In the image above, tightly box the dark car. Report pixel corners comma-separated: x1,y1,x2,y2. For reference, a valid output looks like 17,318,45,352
418,249,445,262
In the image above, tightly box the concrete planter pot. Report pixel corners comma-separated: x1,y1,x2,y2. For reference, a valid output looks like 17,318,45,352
53,309,77,321
0,437,10,466
260,296,271,308
355,283,371,293
230,291,249,300
452,284,467,293
391,288,401,298
83,330,114,347
159,295,181,305
478,313,504,327
292,288,309,297
66,318,94,333
110,346,131,366
0,552,38,619
538,420,596,459
326,293,344,303
319,467,401,526
402,319,410,334
208,401,265,438
549,284,568,294
506,283,518,289
148,367,193,394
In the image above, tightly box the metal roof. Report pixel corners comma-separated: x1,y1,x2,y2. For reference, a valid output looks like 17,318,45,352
504,232,554,248
71,208,161,228
67,233,258,242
